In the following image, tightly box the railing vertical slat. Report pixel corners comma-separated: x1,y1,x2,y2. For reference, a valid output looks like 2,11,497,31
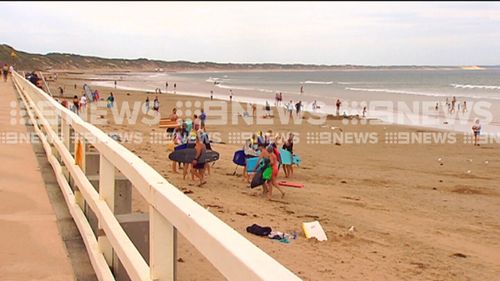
150,206,176,281
99,154,115,266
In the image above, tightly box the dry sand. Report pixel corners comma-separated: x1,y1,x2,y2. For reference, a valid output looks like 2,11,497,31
47,74,500,281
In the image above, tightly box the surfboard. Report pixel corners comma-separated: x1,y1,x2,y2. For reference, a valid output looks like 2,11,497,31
83,84,93,101
168,149,219,164
278,181,304,188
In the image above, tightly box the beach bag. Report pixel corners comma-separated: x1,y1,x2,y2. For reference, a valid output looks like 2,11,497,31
262,166,273,181
250,169,265,188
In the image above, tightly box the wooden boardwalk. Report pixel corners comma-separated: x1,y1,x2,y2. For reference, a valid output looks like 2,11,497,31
0,78,76,280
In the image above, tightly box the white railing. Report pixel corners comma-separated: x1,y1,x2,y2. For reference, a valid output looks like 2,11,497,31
12,71,301,281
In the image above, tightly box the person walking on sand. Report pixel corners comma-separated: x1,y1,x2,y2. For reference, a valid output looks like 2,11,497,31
472,119,481,146
165,82,168,92
191,132,207,186
80,94,87,112
295,100,302,116
114,80,117,89
2,64,9,82
282,132,294,178
363,106,367,118
169,108,178,121
256,145,285,200
252,103,257,117
107,92,115,108
72,95,80,114
463,101,467,113
145,97,150,113
336,99,342,116
287,100,293,118
265,101,271,117
173,83,176,93
153,96,160,112
229,89,233,102
200,108,207,129
210,90,213,100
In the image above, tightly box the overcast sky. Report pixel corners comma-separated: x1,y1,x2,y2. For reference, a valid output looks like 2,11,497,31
1,2,499,65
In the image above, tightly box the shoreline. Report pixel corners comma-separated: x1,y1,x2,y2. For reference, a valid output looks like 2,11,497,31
86,79,500,138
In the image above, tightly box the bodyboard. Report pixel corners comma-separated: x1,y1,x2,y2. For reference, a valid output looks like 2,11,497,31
245,157,259,173
279,148,293,165
168,149,219,164
250,169,265,188
278,181,304,188
232,150,246,166
292,154,301,166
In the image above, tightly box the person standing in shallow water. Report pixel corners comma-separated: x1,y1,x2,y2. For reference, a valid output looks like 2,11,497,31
173,83,176,93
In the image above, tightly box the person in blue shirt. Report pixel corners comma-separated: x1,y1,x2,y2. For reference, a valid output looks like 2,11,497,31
200,109,207,129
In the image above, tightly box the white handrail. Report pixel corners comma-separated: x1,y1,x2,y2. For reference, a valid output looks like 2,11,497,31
12,71,302,281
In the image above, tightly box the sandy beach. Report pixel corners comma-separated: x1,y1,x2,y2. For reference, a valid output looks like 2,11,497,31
47,73,500,281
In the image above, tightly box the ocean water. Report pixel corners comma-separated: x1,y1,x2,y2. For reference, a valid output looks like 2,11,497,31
90,69,500,135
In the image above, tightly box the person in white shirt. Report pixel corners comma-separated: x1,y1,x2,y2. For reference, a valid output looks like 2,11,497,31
80,95,87,111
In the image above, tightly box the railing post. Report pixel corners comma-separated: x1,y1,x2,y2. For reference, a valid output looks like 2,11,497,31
99,154,115,265
61,115,70,149
150,206,177,281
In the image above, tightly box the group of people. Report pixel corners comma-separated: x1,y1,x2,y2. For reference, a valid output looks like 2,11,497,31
165,82,176,93
64,91,113,115
24,71,44,89
167,107,210,186
438,97,467,114
145,96,160,113
282,100,303,117
242,130,296,199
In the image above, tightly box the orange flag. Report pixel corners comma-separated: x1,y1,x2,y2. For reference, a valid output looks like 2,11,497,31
75,139,83,168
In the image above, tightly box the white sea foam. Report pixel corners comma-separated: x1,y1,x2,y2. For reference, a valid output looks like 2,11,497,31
206,77,222,83
345,87,500,100
215,84,276,94
337,81,369,85
302,80,333,85
450,84,500,90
